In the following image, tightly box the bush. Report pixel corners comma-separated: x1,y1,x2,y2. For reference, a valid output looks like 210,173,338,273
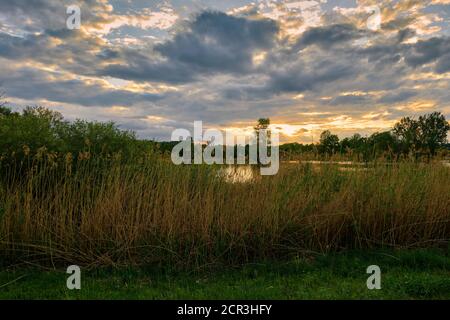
0,106,154,163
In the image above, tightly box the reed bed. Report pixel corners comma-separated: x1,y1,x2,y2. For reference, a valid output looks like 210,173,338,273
0,155,449,268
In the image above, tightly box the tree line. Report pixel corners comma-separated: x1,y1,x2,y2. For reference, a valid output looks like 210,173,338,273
280,112,449,161
1,95,448,164
0,104,153,164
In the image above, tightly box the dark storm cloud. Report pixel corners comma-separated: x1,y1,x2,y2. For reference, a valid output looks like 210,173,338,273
0,0,66,31
0,32,51,59
235,27,425,100
435,53,450,73
155,11,278,72
329,94,369,106
96,48,120,60
100,11,279,83
267,62,357,94
0,29,110,77
404,37,450,68
0,1,449,134
294,24,363,51
358,42,402,64
101,61,197,84
0,67,161,107
0,7,281,86
397,28,416,43
354,32,450,75
1,3,447,97
221,84,274,101
377,90,417,104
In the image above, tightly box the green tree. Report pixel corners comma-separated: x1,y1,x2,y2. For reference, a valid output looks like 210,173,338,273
393,116,421,157
0,106,66,157
340,133,367,156
0,105,143,163
393,112,450,158
417,112,450,156
254,118,271,143
254,118,271,163
0,93,13,116
319,130,339,156
57,119,137,157
368,131,399,159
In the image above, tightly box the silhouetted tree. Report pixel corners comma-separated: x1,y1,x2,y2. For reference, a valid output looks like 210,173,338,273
393,112,449,158
254,118,271,163
417,112,450,156
393,116,421,157
319,130,339,156
254,118,271,142
368,131,399,159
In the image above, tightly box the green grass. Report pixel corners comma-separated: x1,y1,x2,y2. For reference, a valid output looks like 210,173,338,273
1,249,449,299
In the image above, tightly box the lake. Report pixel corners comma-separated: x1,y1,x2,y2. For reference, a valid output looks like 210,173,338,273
218,160,450,183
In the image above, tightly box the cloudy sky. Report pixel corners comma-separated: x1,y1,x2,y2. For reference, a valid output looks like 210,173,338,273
1,0,449,142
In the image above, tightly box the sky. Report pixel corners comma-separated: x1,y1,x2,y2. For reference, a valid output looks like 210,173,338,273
0,0,450,143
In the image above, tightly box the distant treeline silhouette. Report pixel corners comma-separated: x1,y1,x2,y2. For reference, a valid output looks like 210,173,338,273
1,96,449,163
158,113,450,161
281,112,450,161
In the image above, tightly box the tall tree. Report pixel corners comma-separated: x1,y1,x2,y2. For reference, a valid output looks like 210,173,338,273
418,112,450,156
393,112,450,158
367,131,398,159
254,118,271,145
393,116,421,156
319,130,339,156
254,118,270,136
254,118,271,163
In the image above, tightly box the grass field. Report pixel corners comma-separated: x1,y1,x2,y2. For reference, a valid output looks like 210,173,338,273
1,157,449,267
1,249,449,299
1,155,449,299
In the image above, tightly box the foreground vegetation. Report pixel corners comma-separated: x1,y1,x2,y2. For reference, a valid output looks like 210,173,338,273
0,106,449,268
1,155,449,267
0,103,449,300
1,249,449,299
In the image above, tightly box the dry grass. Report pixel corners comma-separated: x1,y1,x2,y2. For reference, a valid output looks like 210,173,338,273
0,155,449,268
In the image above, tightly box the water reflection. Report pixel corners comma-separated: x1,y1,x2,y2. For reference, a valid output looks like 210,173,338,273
218,160,450,183
285,160,361,165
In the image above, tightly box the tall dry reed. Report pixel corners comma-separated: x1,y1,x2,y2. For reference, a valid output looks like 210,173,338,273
0,155,449,267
